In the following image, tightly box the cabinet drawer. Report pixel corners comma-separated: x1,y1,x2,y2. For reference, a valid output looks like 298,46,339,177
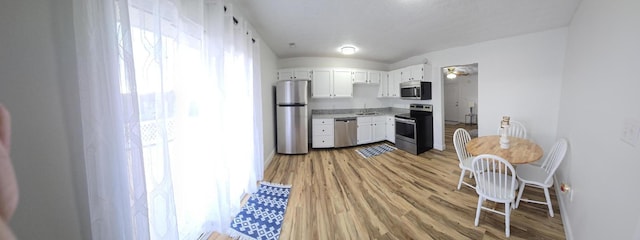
386,116,394,122
357,116,372,125
313,118,333,125
312,124,334,136
313,135,334,148
373,116,386,124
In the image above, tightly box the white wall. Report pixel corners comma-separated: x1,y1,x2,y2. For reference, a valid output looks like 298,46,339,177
308,85,389,110
0,0,84,239
260,41,279,165
556,0,640,239
391,28,567,151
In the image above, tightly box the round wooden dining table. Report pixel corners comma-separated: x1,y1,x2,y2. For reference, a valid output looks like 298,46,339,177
466,135,543,164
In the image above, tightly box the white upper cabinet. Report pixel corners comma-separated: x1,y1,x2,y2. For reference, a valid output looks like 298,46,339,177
311,69,333,98
277,70,294,80
410,65,424,80
367,71,383,84
295,69,312,80
352,69,368,84
388,70,401,97
332,69,353,97
400,65,421,81
311,68,353,98
353,69,382,84
377,71,399,98
277,68,312,80
400,67,412,82
377,72,389,97
399,64,432,82
422,63,432,81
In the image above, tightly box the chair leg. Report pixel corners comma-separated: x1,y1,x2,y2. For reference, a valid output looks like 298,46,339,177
475,197,483,226
457,169,466,190
505,202,511,237
469,171,473,178
544,187,554,217
516,181,525,208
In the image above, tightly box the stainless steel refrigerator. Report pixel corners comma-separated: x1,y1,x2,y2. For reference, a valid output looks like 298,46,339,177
276,80,309,154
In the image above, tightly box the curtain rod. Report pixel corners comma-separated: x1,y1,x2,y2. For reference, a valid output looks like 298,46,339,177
224,5,256,44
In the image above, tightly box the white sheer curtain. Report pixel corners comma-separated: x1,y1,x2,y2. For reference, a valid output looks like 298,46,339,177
72,0,263,238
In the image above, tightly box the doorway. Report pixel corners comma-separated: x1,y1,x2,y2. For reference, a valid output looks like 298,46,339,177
443,63,478,127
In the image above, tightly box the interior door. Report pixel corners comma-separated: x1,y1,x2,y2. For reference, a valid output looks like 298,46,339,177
444,81,460,122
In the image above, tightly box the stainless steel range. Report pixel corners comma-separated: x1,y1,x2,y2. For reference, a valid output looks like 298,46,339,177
395,104,433,155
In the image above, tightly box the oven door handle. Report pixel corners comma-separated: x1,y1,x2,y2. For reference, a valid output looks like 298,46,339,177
395,118,415,124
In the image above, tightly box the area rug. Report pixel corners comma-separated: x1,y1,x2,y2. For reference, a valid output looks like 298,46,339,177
356,143,397,158
228,182,291,240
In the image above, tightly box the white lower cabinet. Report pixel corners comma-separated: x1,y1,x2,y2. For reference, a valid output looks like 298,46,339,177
312,118,334,148
373,116,386,142
357,117,372,144
314,115,392,147
386,116,395,143
357,116,387,144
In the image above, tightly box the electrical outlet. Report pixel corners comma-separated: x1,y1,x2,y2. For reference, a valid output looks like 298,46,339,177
621,119,640,147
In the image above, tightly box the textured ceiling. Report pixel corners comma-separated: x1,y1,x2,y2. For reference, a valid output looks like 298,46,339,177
234,0,581,64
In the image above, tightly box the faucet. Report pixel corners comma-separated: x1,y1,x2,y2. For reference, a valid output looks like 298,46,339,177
363,103,367,113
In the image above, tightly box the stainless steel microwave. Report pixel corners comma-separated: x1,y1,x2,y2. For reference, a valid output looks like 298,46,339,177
400,81,432,100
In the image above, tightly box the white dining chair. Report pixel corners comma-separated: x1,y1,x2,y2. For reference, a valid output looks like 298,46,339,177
472,154,518,237
453,128,475,190
515,138,568,217
497,120,527,139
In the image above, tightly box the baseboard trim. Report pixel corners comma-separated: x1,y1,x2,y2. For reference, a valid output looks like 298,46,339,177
264,149,276,170
554,176,573,240
434,143,444,151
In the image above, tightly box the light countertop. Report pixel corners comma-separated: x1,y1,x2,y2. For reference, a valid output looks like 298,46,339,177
311,107,408,119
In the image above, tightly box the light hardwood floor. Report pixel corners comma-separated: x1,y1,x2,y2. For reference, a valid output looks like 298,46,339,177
211,123,565,239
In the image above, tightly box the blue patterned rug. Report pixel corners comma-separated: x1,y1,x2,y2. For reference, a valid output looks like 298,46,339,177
356,143,397,158
229,182,291,240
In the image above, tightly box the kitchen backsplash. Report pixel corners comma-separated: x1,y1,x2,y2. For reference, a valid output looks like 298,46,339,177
311,107,408,115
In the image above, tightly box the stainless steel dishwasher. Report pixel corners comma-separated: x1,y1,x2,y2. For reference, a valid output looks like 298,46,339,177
334,117,357,147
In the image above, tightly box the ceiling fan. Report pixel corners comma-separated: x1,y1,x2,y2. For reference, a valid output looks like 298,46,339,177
445,67,470,79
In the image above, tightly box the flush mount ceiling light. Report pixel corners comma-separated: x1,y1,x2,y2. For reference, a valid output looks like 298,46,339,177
339,45,357,55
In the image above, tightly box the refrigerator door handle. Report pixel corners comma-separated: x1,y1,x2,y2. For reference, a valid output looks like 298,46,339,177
278,103,307,107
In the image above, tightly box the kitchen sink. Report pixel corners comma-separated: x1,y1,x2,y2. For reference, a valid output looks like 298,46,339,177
355,112,379,116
